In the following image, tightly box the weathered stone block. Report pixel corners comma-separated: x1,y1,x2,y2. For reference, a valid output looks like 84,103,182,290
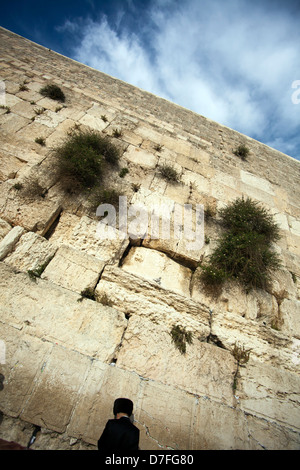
95,265,210,339
124,145,158,169
42,244,105,293
49,213,129,263
122,246,192,297
4,231,57,272
237,362,300,432
0,152,25,181
79,113,109,131
240,170,275,195
67,363,141,445
0,183,61,234
0,263,127,360
0,323,52,417
116,315,237,404
20,345,91,433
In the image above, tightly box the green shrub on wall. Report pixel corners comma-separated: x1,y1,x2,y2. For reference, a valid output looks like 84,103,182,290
200,197,281,290
52,129,120,189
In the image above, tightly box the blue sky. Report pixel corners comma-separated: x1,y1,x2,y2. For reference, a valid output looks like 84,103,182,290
1,0,300,160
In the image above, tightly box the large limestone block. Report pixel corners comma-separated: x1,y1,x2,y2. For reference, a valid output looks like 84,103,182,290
116,316,237,404
0,323,52,418
10,100,37,119
124,145,158,169
192,397,250,450
20,345,91,433
0,113,30,133
34,109,65,128
4,231,57,272
268,269,298,300
191,394,300,449
193,279,278,323
0,152,25,181
122,246,192,297
67,363,142,446
142,237,203,268
240,170,275,195
79,112,109,131
135,125,163,144
130,187,204,265
237,362,300,432
49,213,129,263
41,244,105,293
136,378,197,450
95,265,210,339
160,134,192,156
0,263,127,360
0,183,61,235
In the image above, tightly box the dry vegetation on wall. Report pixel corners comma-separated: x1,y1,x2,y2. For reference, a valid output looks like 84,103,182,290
200,197,282,291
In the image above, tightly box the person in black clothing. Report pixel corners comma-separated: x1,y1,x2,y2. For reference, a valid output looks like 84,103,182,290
98,398,140,452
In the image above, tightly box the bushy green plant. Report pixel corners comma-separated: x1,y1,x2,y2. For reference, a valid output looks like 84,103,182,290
199,264,228,286
218,197,280,243
52,130,119,188
40,84,65,102
200,197,281,290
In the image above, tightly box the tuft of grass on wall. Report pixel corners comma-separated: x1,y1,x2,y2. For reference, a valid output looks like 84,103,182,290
159,164,180,182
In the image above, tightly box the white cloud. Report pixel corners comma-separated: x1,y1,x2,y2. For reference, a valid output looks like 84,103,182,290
60,0,300,159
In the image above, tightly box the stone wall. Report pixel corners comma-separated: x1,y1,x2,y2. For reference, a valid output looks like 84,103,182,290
0,27,299,450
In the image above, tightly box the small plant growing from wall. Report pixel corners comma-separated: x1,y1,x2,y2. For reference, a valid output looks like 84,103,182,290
77,287,96,302
20,176,46,200
199,197,281,291
27,260,51,281
119,167,129,178
159,164,180,183
19,82,29,91
233,144,250,161
97,292,113,307
0,105,10,114
40,83,65,102
35,137,46,146
112,128,123,138
232,343,251,365
170,325,193,354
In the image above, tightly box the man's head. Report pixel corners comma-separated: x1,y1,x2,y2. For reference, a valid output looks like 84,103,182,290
113,398,133,417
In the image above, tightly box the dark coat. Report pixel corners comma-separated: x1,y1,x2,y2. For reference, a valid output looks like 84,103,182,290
98,417,140,452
